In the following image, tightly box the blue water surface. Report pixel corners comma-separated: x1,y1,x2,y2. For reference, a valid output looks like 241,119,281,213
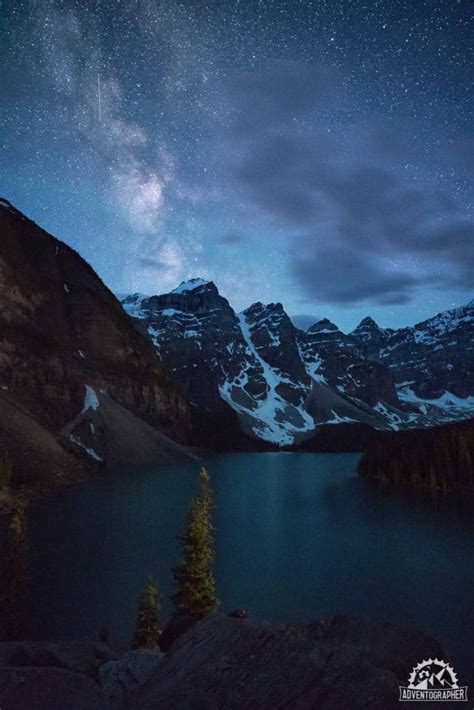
1,453,472,685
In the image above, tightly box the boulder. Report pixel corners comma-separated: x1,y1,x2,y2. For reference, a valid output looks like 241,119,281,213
159,612,202,651
0,640,117,678
99,649,164,708
127,613,446,709
0,667,108,710
0,641,117,709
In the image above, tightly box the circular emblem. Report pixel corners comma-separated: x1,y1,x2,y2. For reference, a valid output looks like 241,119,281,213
408,659,459,690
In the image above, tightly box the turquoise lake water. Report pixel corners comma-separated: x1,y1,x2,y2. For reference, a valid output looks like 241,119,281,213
1,452,473,685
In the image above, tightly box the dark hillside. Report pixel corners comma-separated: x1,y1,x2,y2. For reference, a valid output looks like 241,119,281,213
358,419,474,493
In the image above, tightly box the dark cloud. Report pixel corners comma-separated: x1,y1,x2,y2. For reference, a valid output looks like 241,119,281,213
293,245,421,305
225,62,340,139
137,256,171,271
216,232,248,245
224,64,473,306
442,138,474,173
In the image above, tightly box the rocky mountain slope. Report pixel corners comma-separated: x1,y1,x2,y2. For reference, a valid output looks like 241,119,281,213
123,281,474,445
350,302,474,402
0,199,196,488
123,283,316,444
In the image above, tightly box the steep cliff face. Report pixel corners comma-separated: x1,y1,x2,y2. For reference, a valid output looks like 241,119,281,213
124,280,264,415
350,303,474,400
0,199,194,483
243,301,310,405
123,285,316,444
297,319,398,407
123,285,401,444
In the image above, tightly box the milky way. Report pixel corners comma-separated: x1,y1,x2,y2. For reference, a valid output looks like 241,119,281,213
1,0,472,330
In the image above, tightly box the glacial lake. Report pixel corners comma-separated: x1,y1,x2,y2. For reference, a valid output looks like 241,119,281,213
1,452,473,685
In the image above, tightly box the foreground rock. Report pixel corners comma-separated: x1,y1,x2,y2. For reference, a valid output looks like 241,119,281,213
99,649,164,707
127,613,445,709
0,667,108,710
0,615,446,709
0,641,117,710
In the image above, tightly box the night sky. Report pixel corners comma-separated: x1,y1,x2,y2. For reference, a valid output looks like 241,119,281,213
1,0,472,331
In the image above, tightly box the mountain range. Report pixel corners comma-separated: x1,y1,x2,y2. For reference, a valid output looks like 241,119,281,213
122,281,474,445
0,198,472,493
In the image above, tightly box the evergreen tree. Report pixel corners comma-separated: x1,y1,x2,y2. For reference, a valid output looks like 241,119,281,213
0,448,12,491
132,577,161,649
172,467,219,616
1,493,28,640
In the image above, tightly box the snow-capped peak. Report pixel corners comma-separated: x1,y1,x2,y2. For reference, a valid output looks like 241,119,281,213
353,316,380,330
351,316,386,340
172,278,210,294
307,318,340,334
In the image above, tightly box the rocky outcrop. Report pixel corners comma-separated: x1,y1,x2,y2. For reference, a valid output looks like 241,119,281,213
124,280,263,416
127,613,445,709
124,285,316,445
0,667,109,710
0,640,117,675
0,199,195,488
0,616,448,709
350,303,474,400
99,649,164,708
242,301,310,404
297,320,399,408
0,641,116,710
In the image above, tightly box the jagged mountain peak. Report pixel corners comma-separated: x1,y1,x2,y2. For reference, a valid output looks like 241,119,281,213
0,197,15,210
415,299,474,329
350,317,387,345
172,277,214,294
242,302,295,332
353,316,381,332
307,318,340,334
122,292,148,304
244,301,285,314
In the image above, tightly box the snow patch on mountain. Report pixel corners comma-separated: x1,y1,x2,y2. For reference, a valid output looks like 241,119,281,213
122,293,149,319
322,410,359,425
172,278,210,293
218,312,315,445
298,344,326,384
398,387,474,411
69,434,102,461
82,385,100,414
374,402,402,429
